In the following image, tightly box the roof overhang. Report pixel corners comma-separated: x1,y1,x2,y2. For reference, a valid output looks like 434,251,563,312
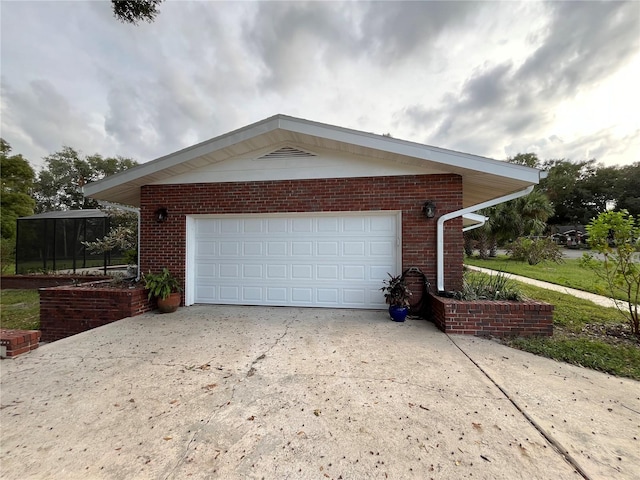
19,209,108,220
83,114,545,208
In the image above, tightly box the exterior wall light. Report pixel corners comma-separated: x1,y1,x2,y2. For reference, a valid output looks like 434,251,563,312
422,200,436,218
155,207,169,223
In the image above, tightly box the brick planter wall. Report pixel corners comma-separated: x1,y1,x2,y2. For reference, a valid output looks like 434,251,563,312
429,293,553,337
140,174,465,301
1,275,108,290
0,329,41,358
40,282,153,342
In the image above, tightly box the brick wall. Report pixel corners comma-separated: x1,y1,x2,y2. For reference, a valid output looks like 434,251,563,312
40,282,153,342
139,174,464,302
0,329,41,358
1,275,108,290
429,293,553,337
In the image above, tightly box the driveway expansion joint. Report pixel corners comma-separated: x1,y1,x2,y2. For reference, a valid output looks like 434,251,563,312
448,334,591,480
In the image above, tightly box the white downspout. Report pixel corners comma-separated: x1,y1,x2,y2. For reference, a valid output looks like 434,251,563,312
436,185,534,293
95,200,141,281
462,213,488,232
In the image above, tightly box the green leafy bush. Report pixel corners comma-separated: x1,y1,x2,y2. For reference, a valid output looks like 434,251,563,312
380,273,412,307
581,210,639,336
506,237,563,265
143,268,181,300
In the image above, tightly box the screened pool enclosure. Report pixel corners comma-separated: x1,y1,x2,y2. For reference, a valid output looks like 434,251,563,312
15,209,124,274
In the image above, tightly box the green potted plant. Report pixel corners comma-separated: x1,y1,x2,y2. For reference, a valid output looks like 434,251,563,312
380,273,412,322
143,268,182,313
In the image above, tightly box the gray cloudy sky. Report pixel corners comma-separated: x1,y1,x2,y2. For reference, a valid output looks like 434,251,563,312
1,0,639,169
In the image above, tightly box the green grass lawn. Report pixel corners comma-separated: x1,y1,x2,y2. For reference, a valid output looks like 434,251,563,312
464,255,625,300
0,290,40,330
508,281,640,380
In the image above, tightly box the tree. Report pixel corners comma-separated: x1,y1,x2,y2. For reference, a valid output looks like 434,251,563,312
82,208,138,267
112,0,164,25
1,139,36,269
581,211,640,336
507,152,541,168
538,158,598,225
34,147,137,213
615,162,640,217
464,153,555,259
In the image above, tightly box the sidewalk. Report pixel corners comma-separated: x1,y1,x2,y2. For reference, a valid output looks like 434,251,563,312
465,265,623,309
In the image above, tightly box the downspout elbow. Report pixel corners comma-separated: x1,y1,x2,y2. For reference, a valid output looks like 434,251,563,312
436,185,535,293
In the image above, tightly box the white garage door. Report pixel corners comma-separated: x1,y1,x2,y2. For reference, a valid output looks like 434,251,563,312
187,213,400,308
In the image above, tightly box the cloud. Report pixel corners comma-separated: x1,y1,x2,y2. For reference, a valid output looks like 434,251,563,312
357,0,481,61
400,1,640,161
1,0,638,171
1,79,116,167
516,1,640,95
505,128,640,166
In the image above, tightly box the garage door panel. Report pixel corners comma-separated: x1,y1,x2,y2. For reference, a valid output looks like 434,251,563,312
242,286,262,302
267,287,287,302
267,241,287,255
193,213,399,308
371,216,395,232
219,264,239,278
196,285,216,302
292,264,312,279
243,218,263,233
292,218,312,232
318,242,339,256
219,285,239,300
243,264,262,278
317,265,339,280
344,217,365,232
292,242,312,256
197,241,217,256
220,219,241,234
219,242,239,256
343,265,365,280
371,265,394,281
343,289,366,305
318,217,339,232
292,288,313,303
317,288,339,303
266,264,287,278
267,218,287,233
370,241,394,256
344,241,365,256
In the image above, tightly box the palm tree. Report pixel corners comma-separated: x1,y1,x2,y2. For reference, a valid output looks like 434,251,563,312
464,190,554,258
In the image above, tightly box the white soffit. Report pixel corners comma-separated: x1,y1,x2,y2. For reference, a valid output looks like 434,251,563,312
83,114,544,207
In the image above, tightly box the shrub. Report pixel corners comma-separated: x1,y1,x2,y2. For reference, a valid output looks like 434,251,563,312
581,210,639,336
380,273,412,307
457,270,523,301
506,237,563,265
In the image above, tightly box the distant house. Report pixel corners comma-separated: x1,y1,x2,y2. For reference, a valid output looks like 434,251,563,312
83,115,545,309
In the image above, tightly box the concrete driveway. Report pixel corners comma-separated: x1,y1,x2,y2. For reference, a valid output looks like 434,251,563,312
1,306,638,479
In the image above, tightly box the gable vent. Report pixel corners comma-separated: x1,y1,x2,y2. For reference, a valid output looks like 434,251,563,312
258,146,317,159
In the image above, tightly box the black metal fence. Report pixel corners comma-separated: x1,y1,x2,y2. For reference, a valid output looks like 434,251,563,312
15,215,124,274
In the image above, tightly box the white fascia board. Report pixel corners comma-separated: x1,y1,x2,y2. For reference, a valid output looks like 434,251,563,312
84,114,543,198
276,116,543,184
83,116,283,197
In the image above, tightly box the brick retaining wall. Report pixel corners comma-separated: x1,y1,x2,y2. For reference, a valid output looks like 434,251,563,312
1,275,108,290
40,282,153,342
0,329,41,358
429,293,553,337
